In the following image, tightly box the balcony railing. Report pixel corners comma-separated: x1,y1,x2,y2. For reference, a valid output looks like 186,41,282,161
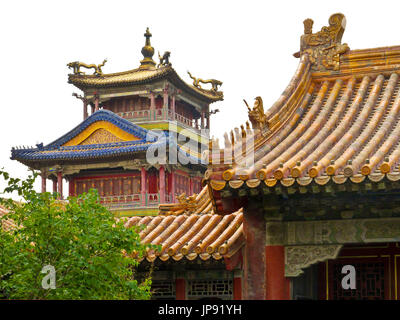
117,109,202,133
99,193,173,209
118,110,151,121
165,193,172,203
100,194,142,209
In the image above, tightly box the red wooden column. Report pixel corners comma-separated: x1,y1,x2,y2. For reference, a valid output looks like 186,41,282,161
94,94,100,111
159,165,165,203
163,87,169,120
233,270,242,300
171,93,176,120
265,221,290,300
90,103,95,115
201,111,205,128
52,179,57,194
150,91,155,120
189,176,193,195
68,179,75,197
175,273,186,300
171,170,176,203
83,100,88,120
141,167,146,206
41,172,47,193
265,245,290,299
57,171,63,200
242,202,266,299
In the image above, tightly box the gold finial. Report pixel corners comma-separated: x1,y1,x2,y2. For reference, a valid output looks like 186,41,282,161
140,27,156,69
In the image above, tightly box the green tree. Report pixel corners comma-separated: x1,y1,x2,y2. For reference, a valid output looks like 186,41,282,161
0,169,157,299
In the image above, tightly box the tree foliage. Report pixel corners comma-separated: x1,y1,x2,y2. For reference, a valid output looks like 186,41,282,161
0,169,156,299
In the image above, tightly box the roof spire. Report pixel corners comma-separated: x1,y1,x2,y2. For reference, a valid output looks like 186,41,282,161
140,27,156,69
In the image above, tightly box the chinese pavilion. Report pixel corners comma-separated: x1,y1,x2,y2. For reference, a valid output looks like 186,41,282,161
11,13,400,300
12,28,223,217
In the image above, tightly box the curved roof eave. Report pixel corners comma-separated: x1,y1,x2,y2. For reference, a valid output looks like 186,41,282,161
68,66,224,103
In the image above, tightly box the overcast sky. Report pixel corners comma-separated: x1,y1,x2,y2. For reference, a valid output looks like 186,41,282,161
1,0,399,195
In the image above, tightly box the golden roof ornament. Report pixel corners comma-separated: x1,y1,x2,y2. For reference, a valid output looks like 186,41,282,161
294,13,350,71
157,51,171,68
244,96,267,130
187,71,223,92
176,193,197,213
67,59,107,76
139,27,156,69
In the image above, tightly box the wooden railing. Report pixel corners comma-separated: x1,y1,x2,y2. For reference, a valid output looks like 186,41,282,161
117,109,202,133
100,193,173,209
118,110,151,120
146,193,159,205
100,194,141,209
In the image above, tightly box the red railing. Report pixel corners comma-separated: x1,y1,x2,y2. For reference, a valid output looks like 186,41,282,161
100,193,173,209
146,193,159,205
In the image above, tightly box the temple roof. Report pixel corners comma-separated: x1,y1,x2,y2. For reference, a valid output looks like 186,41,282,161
68,28,223,103
0,185,244,263
124,186,244,262
206,14,400,193
68,65,223,103
11,110,202,167
11,110,155,166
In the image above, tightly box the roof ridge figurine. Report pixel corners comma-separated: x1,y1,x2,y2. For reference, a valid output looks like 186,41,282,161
157,51,171,68
187,71,223,92
295,13,350,71
67,59,107,76
244,96,267,130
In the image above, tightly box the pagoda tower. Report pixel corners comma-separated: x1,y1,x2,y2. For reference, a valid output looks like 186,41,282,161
11,28,223,216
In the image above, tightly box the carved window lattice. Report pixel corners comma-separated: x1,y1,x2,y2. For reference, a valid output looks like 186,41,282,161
332,262,385,300
187,280,233,299
151,281,176,299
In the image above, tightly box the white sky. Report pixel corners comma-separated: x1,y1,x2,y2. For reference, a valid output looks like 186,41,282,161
1,0,399,195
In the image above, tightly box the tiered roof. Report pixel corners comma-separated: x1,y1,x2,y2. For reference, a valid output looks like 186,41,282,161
124,186,244,262
68,64,223,103
11,110,156,167
68,28,223,104
205,14,400,198
11,110,202,168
